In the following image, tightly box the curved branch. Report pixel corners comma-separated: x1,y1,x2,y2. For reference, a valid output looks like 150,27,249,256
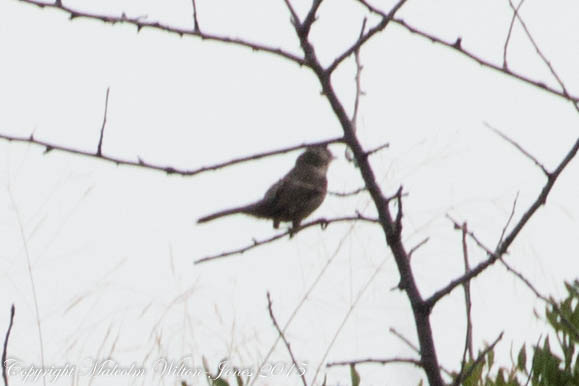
393,18,579,105
18,0,306,66
0,132,342,177
194,214,378,264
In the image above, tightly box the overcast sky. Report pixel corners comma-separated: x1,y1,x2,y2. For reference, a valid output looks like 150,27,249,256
0,0,578,385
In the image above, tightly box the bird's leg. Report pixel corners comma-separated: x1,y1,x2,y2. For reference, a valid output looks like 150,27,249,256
289,219,302,239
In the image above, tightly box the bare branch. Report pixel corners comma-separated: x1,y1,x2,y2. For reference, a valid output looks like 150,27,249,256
388,327,454,377
281,0,300,27
0,132,342,177
327,0,408,73
300,0,323,37
300,7,443,383
194,214,378,264
351,18,367,128
2,305,15,386
364,142,389,157
97,87,110,156
503,0,527,69
18,0,306,65
250,224,357,386
328,186,367,197
389,327,419,354
484,122,549,175
354,0,387,18
266,293,307,386
327,357,422,368
393,18,579,105
454,222,474,386
191,0,200,32
507,0,574,109
407,237,429,259
498,192,519,246
430,129,579,304
499,259,579,341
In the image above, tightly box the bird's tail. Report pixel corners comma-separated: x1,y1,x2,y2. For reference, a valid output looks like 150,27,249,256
197,204,255,224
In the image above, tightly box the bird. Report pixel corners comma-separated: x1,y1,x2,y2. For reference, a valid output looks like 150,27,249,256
197,145,333,230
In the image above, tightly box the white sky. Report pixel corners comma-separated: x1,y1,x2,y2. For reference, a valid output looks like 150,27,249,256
0,0,578,385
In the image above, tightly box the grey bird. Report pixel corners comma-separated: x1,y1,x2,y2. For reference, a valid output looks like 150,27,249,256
197,146,333,229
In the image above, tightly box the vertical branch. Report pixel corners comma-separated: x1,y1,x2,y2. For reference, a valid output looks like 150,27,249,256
2,305,15,386
452,221,474,386
503,0,526,69
460,223,474,361
97,87,110,156
191,0,201,32
351,18,367,128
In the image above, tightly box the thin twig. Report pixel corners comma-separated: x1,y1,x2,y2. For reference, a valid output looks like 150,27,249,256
96,87,110,156
364,142,389,157
281,0,300,27
327,0,408,73
484,122,549,175
507,0,574,108
191,0,200,32
266,293,307,386
498,192,519,246
503,0,527,69
194,214,378,264
327,357,422,368
249,221,359,386
393,18,579,105
388,328,453,377
0,132,342,177
328,186,367,197
454,222,474,386
454,332,504,386
351,18,367,128
389,327,419,354
17,0,306,65
2,305,15,386
407,237,429,259
460,223,474,361
499,259,579,341
354,0,387,17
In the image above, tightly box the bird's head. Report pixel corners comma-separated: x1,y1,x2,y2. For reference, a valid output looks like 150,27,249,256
296,145,334,170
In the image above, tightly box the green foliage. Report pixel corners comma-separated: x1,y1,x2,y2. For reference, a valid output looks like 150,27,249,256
452,280,579,386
